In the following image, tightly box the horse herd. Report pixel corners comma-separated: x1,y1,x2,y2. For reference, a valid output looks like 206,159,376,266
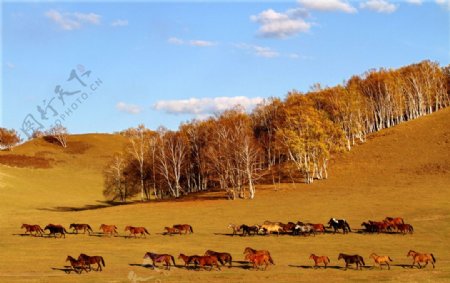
228,217,413,236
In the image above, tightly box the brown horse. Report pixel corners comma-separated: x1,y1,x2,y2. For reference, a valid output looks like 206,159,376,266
397,224,414,234
384,217,404,229
144,252,176,270
338,253,365,270
66,256,89,274
21,224,44,236
309,254,330,269
45,224,67,238
204,250,232,267
245,253,272,270
125,226,150,238
368,221,390,233
243,247,274,265
78,254,105,271
173,224,193,234
369,253,393,270
99,224,118,236
407,250,435,269
164,227,181,235
70,224,93,235
307,223,326,234
178,254,199,268
193,256,221,271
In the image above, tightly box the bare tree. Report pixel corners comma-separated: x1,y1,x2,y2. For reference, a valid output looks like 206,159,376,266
46,125,68,148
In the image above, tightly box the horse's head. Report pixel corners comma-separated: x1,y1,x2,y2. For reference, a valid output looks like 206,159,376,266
309,254,315,259
124,226,130,231
21,224,27,228
69,224,75,228
338,253,343,260
178,254,185,260
407,250,416,257
143,252,151,259
66,256,73,262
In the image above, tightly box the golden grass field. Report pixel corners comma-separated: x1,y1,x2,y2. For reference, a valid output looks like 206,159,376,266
1,108,450,282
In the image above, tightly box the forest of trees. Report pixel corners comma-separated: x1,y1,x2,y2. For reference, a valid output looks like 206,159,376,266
103,60,450,202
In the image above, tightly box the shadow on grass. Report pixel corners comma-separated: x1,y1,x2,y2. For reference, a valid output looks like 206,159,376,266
51,266,83,274
289,265,375,271
37,200,135,212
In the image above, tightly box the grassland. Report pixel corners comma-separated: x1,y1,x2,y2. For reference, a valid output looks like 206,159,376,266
0,108,449,282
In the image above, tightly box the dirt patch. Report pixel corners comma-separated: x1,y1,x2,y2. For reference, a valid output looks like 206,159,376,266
63,141,91,154
0,154,53,169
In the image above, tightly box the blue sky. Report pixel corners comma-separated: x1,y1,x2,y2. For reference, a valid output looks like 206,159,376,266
2,0,449,138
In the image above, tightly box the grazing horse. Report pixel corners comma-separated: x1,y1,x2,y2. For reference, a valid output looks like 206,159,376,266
164,227,181,235
228,224,240,236
307,223,326,234
125,226,150,238
369,253,393,270
309,254,330,269
245,253,272,270
328,218,351,234
21,224,44,236
178,254,199,268
260,223,283,236
397,224,414,234
70,224,93,235
44,224,67,238
204,250,232,267
173,224,193,234
192,256,221,271
243,247,274,265
293,224,315,236
407,250,435,269
240,224,260,236
338,253,365,270
66,256,89,274
78,254,105,271
99,224,118,237
144,252,176,270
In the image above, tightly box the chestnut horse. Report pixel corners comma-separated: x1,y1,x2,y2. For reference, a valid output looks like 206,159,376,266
407,250,435,269
78,253,105,271
307,223,326,234
338,253,365,270
66,256,89,273
99,224,118,236
309,254,330,269
369,253,393,270
173,224,193,234
125,226,150,238
178,254,199,268
70,224,93,235
245,253,272,270
21,224,44,236
397,224,414,234
193,255,221,271
144,252,176,270
243,247,274,265
204,250,232,267
164,227,181,235
45,224,67,238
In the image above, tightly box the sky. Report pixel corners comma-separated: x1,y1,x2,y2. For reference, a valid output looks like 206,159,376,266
1,0,449,138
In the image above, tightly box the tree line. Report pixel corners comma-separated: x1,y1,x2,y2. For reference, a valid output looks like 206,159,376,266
105,60,448,201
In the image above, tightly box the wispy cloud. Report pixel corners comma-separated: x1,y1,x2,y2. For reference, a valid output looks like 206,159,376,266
45,10,101,31
154,96,264,117
111,19,128,27
436,0,450,10
298,0,357,13
250,8,311,38
116,102,142,114
235,43,280,58
360,0,398,13
168,37,217,47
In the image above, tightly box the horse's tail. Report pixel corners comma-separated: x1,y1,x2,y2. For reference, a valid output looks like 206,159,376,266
87,224,93,232
346,222,351,232
144,228,150,235
171,255,176,266
400,218,405,224
410,225,414,233
101,256,106,267
190,225,194,233
326,257,330,264
229,255,233,267
388,257,393,262
360,256,365,266
268,253,275,265
431,254,436,263
63,227,68,234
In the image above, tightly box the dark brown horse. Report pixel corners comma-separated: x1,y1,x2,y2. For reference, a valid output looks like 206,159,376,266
338,253,365,270
397,224,414,234
66,256,89,273
309,254,330,269
407,250,435,269
144,252,176,270
45,224,67,238
21,224,44,236
243,247,274,265
204,250,232,267
70,224,93,235
78,254,105,271
240,224,260,236
124,226,150,238
245,253,272,270
178,254,199,268
164,227,181,235
99,224,118,236
193,255,221,271
173,224,193,234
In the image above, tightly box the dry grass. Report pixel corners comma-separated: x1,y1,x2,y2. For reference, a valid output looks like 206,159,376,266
0,110,449,282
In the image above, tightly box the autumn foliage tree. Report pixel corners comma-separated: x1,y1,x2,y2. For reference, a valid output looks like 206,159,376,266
0,128,21,150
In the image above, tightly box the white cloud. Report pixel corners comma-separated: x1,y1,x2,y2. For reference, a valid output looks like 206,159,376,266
168,37,216,47
405,0,423,5
250,8,311,38
154,96,264,117
360,0,397,13
111,19,128,27
436,0,450,10
297,0,357,13
45,10,101,30
234,43,280,58
116,102,142,114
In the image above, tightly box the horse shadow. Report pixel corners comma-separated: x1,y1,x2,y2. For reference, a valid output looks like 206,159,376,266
393,264,417,269
213,233,243,237
51,266,81,274
289,264,343,270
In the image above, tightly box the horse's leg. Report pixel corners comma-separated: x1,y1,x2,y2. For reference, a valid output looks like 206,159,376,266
386,261,390,270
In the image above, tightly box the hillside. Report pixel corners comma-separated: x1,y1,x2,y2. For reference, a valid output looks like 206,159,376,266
0,108,449,282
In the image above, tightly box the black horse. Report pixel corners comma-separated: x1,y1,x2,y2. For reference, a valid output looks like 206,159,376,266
44,224,67,238
240,224,260,236
361,222,377,233
328,218,351,234
338,253,365,270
